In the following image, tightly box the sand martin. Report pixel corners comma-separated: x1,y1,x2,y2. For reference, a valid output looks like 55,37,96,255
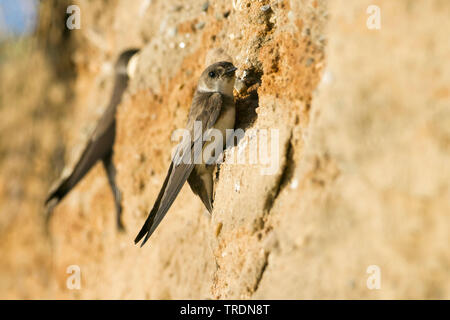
135,61,237,246
45,48,140,230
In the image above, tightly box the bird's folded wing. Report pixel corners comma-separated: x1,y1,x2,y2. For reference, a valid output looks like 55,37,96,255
135,93,224,246
44,74,128,207
45,119,114,206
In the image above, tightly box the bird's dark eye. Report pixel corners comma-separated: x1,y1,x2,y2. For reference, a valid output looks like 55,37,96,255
208,71,216,78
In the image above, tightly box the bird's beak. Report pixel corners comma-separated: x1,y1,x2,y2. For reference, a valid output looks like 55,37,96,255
224,66,237,75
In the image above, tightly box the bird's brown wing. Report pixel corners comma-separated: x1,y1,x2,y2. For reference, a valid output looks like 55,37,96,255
45,119,114,207
45,75,128,210
135,92,224,246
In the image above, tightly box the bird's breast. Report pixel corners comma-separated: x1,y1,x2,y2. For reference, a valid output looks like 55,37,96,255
213,104,236,142
202,103,235,163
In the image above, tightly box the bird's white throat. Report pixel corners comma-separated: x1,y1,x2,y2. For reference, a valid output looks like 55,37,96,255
127,53,140,79
198,78,235,96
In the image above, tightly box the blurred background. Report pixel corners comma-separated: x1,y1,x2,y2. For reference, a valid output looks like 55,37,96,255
0,0,74,298
0,0,38,38
0,0,449,299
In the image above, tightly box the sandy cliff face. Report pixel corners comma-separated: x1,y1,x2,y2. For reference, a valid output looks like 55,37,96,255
0,0,449,299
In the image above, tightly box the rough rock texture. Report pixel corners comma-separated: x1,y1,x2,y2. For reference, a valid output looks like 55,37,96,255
0,0,449,299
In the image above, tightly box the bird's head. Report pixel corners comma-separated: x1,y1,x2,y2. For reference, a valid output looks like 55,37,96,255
197,61,237,96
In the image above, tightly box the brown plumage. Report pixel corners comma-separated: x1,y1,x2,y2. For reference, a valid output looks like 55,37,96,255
45,48,140,230
135,61,237,246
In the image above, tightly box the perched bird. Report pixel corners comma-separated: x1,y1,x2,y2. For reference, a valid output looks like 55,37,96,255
45,48,140,230
135,61,237,246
